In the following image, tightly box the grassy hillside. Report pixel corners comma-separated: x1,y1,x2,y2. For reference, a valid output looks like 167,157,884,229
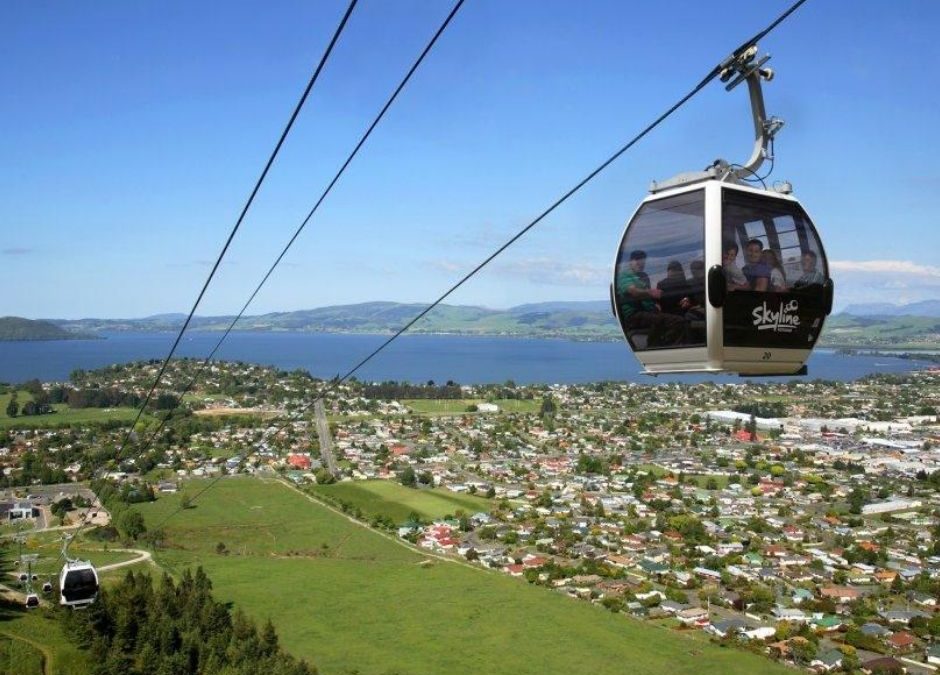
0,606,89,675
821,313,940,348
0,317,92,341
0,631,44,675
135,477,786,675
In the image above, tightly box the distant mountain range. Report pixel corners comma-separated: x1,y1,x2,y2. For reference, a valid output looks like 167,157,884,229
841,300,940,318
3,298,935,346
49,301,621,341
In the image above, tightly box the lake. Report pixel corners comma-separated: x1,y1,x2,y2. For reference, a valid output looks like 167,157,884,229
0,331,932,385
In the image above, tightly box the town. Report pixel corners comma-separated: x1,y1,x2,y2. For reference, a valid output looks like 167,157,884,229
1,359,939,674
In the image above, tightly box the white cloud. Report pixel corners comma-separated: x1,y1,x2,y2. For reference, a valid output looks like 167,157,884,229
494,258,608,286
428,259,463,273
828,259,940,309
830,259,940,278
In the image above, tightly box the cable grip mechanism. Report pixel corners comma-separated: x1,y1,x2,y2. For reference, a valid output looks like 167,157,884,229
718,44,784,180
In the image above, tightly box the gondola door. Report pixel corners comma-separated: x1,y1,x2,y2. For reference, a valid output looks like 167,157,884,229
712,184,832,375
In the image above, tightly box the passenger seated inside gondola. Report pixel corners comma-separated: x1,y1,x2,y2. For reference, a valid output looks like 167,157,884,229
615,250,687,348
681,260,706,341
762,249,787,292
722,241,749,291
681,260,705,313
656,260,689,315
792,250,825,288
742,238,770,291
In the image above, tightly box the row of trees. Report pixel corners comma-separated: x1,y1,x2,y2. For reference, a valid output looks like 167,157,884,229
62,568,316,675
5,392,53,417
362,381,464,400
57,385,176,411
5,378,178,416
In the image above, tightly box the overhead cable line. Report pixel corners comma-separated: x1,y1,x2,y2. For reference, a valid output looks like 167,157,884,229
131,0,466,466
111,0,359,458
69,0,359,546
150,0,467,533
151,0,811,532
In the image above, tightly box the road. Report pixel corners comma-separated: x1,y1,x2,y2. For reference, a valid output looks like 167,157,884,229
97,548,153,572
314,399,338,476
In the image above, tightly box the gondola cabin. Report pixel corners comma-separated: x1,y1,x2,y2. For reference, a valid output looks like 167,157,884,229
25,593,39,609
59,560,99,608
612,179,832,375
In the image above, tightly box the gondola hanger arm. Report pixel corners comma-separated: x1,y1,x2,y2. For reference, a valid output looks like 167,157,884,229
719,44,784,179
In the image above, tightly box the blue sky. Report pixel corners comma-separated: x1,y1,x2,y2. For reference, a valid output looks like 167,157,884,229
2,0,939,319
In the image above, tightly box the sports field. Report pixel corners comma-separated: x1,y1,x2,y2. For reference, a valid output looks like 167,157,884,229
135,477,786,675
402,398,539,415
311,480,491,523
0,391,141,429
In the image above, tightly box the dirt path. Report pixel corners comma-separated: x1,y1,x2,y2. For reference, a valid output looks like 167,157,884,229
96,548,154,573
0,628,52,675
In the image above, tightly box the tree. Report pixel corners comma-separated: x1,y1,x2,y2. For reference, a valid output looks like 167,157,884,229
117,510,146,540
399,466,417,487
890,573,905,594
540,396,556,417
848,486,867,515
5,394,18,418
790,638,817,664
51,497,73,519
314,468,335,485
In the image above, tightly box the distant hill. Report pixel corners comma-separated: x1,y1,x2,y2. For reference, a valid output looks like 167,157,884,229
0,316,96,341
842,299,940,318
823,313,940,349
35,299,940,347
52,301,621,341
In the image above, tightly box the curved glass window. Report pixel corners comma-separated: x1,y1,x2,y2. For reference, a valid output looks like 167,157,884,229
614,190,706,351
721,190,828,293
721,189,829,349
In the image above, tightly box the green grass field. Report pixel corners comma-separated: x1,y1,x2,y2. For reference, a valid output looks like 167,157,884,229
311,480,491,523
0,604,90,675
0,391,141,429
134,477,785,675
403,398,539,415
636,464,730,490
0,633,43,675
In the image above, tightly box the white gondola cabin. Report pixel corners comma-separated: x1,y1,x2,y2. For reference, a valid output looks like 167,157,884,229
59,560,99,608
610,43,833,376
612,180,831,375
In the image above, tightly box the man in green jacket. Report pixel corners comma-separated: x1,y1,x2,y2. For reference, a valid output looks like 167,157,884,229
616,250,687,348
